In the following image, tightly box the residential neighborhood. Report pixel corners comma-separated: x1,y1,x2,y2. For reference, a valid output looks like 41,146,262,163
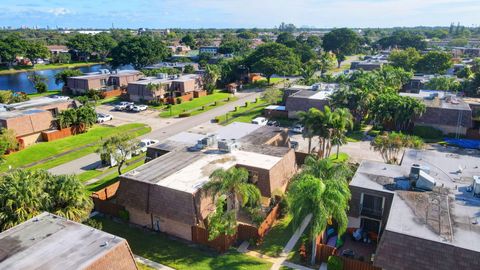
0,1,480,270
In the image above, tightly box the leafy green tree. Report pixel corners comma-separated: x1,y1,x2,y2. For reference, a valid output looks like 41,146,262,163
56,105,96,132
322,28,361,67
261,87,282,104
388,48,421,71
331,108,354,158
299,61,316,83
55,69,84,85
206,196,237,241
448,38,468,47
370,93,426,131
298,108,322,154
377,30,427,50
246,43,300,84
52,52,71,64
204,64,221,94
25,41,50,67
317,52,337,76
96,134,139,174
183,64,195,74
92,32,117,60
181,34,196,48
67,34,95,60
425,76,461,92
110,36,170,69
0,128,18,162
0,169,93,231
371,132,424,164
0,91,13,104
28,74,48,93
0,34,27,67
288,157,351,265
218,38,251,55
276,32,297,47
306,35,322,49
416,51,453,74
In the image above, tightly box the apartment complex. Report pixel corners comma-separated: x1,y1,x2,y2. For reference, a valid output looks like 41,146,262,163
115,122,297,241
127,74,204,102
400,90,473,135
0,212,138,270
67,70,143,96
348,148,480,270
284,83,340,118
0,97,76,146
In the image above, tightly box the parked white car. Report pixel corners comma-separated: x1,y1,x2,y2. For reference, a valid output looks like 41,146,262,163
251,117,268,126
292,124,304,134
51,95,70,100
132,105,148,112
114,102,134,111
135,139,159,155
97,113,113,123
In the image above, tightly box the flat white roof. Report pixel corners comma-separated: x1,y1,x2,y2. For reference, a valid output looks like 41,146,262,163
308,90,334,100
157,150,281,193
265,105,286,111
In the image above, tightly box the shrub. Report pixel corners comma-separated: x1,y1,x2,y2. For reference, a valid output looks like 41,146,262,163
118,209,130,221
147,100,163,107
176,97,182,104
213,101,218,106
189,97,194,101
179,112,191,118
412,125,443,140
83,218,103,230
327,256,343,270
245,101,249,107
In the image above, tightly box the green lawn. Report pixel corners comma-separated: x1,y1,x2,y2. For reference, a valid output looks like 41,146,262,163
328,152,349,163
254,215,294,257
93,216,272,270
0,123,151,172
137,263,156,270
27,90,62,98
0,62,103,75
159,90,236,118
216,99,270,125
85,155,146,192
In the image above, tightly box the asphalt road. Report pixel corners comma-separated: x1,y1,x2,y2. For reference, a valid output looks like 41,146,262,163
48,90,263,175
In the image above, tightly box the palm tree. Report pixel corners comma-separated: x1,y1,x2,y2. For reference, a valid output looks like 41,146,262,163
331,108,354,158
297,108,321,154
75,105,97,132
288,158,351,265
48,174,93,222
203,167,261,240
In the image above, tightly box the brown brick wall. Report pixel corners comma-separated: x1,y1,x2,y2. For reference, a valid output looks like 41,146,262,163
268,149,297,196
375,230,480,270
4,110,54,137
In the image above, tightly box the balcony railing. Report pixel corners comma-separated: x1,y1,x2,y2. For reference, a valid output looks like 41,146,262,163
360,205,383,219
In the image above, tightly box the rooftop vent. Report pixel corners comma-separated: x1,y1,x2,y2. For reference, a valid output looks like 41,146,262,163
473,176,480,197
156,73,168,79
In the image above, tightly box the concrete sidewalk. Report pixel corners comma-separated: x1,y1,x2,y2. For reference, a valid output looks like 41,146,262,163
134,255,174,270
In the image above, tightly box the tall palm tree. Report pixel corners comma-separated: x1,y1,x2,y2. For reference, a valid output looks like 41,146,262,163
331,108,354,158
297,108,321,154
288,158,351,265
204,167,261,215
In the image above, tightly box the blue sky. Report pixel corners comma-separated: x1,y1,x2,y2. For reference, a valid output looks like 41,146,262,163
1,0,479,29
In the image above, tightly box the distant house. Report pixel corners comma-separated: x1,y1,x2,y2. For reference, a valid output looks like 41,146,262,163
46,45,69,55
114,123,297,241
167,45,191,55
348,148,480,270
67,70,143,96
400,90,472,135
127,74,204,102
0,97,77,146
199,46,219,54
143,62,199,73
284,83,340,118
350,60,388,71
0,212,138,270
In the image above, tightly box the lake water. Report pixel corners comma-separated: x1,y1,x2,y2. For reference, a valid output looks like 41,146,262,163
0,64,134,94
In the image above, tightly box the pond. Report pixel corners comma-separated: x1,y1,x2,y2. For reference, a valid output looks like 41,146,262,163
0,64,134,94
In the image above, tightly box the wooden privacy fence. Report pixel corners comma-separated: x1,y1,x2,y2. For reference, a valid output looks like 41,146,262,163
238,203,281,241
191,226,237,253
316,243,381,270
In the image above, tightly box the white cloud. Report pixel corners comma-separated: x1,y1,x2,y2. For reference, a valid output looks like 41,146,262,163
47,7,71,16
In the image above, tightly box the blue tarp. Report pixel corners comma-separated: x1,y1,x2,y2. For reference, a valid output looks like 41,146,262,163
444,138,480,149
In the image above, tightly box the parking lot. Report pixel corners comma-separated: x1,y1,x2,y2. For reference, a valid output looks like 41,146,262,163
95,104,181,131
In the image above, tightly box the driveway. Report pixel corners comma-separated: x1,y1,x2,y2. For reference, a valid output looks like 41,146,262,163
48,90,263,175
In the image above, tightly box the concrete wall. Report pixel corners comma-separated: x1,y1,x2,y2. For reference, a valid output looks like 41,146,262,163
414,106,472,135
375,230,480,270
268,149,297,195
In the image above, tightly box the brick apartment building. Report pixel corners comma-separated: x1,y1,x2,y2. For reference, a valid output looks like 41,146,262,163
0,97,77,146
114,122,297,241
67,70,143,96
284,83,340,118
348,148,480,270
400,90,473,135
0,212,138,270
127,74,204,102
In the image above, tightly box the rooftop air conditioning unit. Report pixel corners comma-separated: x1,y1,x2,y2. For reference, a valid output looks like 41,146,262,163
409,164,430,181
156,73,168,79
473,176,480,197
218,139,239,153
415,171,436,191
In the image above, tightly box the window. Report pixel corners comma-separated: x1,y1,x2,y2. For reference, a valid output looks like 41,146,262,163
248,170,259,184
361,194,384,219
